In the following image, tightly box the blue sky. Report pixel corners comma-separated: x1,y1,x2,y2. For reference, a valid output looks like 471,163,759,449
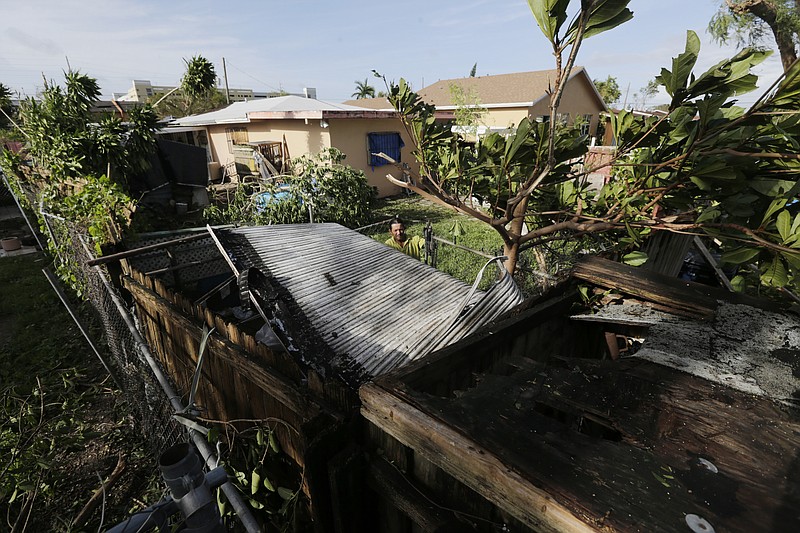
0,0,784,107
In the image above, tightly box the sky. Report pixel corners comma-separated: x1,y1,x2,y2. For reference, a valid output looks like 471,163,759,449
0,0,785,108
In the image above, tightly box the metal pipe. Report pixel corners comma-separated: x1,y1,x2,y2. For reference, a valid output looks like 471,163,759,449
83,240,260,533
105,466,229,533
41,267,123,390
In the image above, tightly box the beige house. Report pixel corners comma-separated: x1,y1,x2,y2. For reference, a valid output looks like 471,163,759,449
167,95,438,197
349,67,607,139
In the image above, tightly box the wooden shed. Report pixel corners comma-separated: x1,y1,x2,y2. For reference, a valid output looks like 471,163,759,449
360,256,800,533
113,222,522,531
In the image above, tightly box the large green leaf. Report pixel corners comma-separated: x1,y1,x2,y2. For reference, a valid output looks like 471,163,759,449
622,250,648,266
686,48,769,99
565,0,633,42
528,0,570,42
777,209,792,242
761,257,789,287
748,178,799,197
720,247,760,265
658,31,701,99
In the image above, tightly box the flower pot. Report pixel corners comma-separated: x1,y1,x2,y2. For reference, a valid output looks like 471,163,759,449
1,237,22,251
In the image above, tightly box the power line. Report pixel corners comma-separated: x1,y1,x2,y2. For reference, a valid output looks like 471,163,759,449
223,60,283,93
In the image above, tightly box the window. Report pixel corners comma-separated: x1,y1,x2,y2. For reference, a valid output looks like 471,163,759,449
367,132,404,168
225,127,249,149
578,114,593,135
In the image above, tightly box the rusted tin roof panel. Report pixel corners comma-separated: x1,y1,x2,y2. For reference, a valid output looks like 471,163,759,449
215,223,522,377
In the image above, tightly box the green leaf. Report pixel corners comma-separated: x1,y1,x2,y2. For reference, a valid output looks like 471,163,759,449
528,0,570,42
761,198,788,226
658,31,701,99
251,470,261,495
749,178,799,197
720,247,760,265
761,257,789,288
695,207,720,223
622,251,648,266
277,487,295,500
579,0,634,40
777,209,792,242
268,432,280,453
782,251,800,272
263,475,275,492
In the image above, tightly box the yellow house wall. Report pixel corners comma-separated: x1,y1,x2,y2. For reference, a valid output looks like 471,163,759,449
206,118,410,197
329,118,418,198
481,108,529,129
527,76,604,136
207,120,333,165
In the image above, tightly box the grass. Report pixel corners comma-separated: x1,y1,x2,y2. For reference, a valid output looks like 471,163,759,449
362,196,506,289
0,215,159,532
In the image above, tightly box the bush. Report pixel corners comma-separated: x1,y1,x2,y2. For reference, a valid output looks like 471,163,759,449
206,148,377,228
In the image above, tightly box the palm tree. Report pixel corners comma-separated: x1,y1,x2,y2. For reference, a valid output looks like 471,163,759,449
352,78,376,99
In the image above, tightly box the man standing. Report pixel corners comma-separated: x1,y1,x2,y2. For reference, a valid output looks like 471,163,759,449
384,217,424,260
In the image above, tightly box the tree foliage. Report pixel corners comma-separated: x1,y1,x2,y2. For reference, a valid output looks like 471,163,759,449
204,148,376,228
352,78,376,99
709,0,800,71
0,82,14,130
379,0,800,295
448,84,487,127
593,75,621,105
2,70,159,266
152,55,222,118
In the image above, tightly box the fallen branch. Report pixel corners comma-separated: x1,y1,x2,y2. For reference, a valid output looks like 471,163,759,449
72,454,127,529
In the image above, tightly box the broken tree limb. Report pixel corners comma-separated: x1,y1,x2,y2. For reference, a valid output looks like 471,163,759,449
72,454,127,529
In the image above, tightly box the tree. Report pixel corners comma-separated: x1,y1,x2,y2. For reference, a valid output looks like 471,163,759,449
152,55,221,117
377,0,800,295
448,84,487,127
470,62,478,77
0,83,13,128
8,71,158,242
633,79,660,109
593,75,621,105
352,78,376,99
709,0,800,71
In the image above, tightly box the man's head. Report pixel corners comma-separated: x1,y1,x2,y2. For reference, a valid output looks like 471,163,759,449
389,217,407,244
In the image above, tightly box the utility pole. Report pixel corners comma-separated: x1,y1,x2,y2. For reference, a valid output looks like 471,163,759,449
622,82,630,110
222,57,230,104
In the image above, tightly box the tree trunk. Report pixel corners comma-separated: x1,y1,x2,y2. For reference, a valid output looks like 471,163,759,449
728,0,799,71
503,240,520,275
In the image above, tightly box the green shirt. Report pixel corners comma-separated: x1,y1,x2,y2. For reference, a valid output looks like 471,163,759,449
385,235,425,260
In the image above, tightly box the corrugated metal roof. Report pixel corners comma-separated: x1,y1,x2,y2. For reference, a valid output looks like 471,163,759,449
170,95,371,126
211,223,522,377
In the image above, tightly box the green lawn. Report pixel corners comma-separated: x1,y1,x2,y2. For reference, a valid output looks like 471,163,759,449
362,196,506,289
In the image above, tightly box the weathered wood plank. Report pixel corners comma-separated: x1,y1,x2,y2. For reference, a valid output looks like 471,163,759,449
124,276,322,422
360,383,598,533
391,356,800,533
573,255,781,317
368,457,461,532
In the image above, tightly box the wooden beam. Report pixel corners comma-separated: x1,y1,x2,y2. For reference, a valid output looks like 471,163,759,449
360,383,597,533
572,255,780,318
86,232,210,266
691,236,734,292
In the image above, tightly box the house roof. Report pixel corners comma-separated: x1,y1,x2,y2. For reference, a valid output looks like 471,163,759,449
169,95,377,126
210,223,523,379
342,97,394,111
417,66,606,110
